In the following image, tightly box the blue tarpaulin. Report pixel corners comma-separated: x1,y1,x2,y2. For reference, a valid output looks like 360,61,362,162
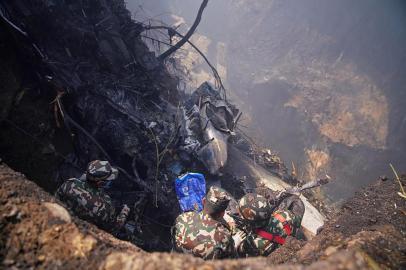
175,172,206,212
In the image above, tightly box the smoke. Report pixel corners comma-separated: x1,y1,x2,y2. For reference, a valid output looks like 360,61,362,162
126,0,406,201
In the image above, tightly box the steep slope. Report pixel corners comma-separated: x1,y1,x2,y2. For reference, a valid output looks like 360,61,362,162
1,161,404,269
225,0,406,201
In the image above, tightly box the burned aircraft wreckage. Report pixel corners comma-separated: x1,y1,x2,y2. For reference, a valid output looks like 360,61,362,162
0,0,325,250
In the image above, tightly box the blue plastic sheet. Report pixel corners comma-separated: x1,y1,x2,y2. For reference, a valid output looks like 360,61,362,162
175,172,206,212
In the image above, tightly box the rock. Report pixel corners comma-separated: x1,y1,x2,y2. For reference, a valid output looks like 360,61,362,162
368,218,377,224
4,205,19,219
324,246,339,256
43,202,71,223
71,234,97,258
100,252,138,270
3,259,15,266
37,255,46,262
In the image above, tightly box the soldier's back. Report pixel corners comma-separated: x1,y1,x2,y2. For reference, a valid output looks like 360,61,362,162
269,209,302,237
56,178,115,228
239,208,302,257
174,211,233,259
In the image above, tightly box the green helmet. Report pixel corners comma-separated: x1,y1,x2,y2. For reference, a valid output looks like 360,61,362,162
238,193,272,224
205,186,231,214
86,160,118,182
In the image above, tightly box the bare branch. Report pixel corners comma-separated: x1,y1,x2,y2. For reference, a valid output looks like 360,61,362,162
157,0,209,61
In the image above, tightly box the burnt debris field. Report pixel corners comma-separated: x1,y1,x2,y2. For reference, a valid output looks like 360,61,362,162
0,0,405,269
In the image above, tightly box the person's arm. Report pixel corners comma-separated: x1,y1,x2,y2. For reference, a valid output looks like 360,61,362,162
236,234,256,257
231,230,246,258
55,181,72,203
211,224,239,259
115,204,130,227
55,185,63,201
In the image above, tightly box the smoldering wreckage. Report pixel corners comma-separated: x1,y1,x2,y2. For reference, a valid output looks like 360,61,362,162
0,0,328,255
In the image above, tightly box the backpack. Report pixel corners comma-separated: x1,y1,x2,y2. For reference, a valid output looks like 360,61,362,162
175,172,206,212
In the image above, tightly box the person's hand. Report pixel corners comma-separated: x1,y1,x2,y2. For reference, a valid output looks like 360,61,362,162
232,230,246,248
116,204,130,227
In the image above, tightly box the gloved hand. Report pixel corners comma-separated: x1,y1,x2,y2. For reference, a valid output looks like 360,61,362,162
232,230,246,248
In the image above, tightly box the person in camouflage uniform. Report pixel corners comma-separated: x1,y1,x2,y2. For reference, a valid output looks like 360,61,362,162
56,160,129,230
236,193,304,257
173,186,237,259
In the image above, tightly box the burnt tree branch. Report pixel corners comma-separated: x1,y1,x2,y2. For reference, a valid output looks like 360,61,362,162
156,0,209,61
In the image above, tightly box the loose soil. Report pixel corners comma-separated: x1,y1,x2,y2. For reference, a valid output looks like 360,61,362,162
0,161,405,269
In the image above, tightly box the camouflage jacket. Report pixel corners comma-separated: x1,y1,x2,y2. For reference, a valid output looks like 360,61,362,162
174,211,235,259
238,209,303,257
56,178,117,229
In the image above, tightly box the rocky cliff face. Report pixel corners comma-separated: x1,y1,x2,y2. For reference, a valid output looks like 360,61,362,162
224,0,406,201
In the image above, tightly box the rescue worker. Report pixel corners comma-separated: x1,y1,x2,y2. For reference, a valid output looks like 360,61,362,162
173,186,241,259
56,160,129,230
236,193,305,257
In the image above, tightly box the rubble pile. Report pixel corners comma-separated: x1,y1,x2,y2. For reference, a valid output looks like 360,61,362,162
0,0,296,251
0,0,185,250
247,147,296,185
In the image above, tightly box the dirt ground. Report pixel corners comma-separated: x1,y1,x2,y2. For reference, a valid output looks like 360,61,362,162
268,174,406,268
0,160,405,269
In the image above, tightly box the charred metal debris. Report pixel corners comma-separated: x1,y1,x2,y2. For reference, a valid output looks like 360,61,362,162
0,0,295,250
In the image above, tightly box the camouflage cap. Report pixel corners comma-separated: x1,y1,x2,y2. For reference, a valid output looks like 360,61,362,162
255,187,279,209
205,186,231,214
238,193,272,224
86,160,118,182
